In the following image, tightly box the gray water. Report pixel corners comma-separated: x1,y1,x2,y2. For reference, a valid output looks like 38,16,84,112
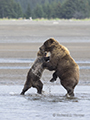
0,58,90,70
0,85,90,120
0,20,90,120
0,37,90,120
0,57,90,120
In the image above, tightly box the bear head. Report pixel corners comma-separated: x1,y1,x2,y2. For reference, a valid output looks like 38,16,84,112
37,50,47,57
39,38,58,53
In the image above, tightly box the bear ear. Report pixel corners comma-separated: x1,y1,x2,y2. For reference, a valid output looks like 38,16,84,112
49,38,54,44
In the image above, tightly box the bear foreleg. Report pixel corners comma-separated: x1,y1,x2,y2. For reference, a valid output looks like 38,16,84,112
50,71,58,82
43,61,56,71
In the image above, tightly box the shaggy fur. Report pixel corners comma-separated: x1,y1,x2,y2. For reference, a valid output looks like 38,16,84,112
39,38,79,97
20,51,49,95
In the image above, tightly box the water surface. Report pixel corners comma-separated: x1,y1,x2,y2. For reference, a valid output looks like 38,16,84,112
0,85,90,120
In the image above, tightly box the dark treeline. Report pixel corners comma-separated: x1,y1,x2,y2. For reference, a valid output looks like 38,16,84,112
0,0,23,18
0,0,90,19
14,0,65,12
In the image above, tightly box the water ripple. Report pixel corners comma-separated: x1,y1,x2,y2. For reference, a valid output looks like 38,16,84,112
0,58,35,63
0,58,90,70
0,58,90,64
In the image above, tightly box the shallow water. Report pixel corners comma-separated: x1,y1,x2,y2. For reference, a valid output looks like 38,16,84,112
0,85,90,120
0,20,90,120
0,38,90,119
0,57,90,120
0,58,90,69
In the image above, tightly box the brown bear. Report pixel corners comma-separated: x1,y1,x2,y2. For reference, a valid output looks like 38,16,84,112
39,38,79,97
20,51,50,95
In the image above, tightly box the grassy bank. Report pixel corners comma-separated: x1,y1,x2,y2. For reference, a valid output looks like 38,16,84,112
0,18,90,21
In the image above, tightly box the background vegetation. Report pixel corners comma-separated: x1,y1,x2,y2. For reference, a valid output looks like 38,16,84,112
0,0,90,19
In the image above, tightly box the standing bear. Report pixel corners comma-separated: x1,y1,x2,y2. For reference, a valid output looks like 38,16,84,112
20,51,49,95
39,38,79,97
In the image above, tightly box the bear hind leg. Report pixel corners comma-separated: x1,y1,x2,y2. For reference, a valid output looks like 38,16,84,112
66,88,74,97
35,80,43,94
20,84,31,95
66,81,78,97
61,79,77,97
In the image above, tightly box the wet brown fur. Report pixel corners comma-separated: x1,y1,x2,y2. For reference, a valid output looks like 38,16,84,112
20,51,49,95
39,38,79,97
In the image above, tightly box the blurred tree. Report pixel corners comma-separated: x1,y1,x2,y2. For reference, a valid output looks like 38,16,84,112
0,0,90,19
14,0,67,13
61,0,76,19
87,0,90,17
25,4,32,19
33,4,44,18
45,4,52,19
61,0,90,19
73,0,89,19
14,2,23,18
54,2,62,18
0,0,23,18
